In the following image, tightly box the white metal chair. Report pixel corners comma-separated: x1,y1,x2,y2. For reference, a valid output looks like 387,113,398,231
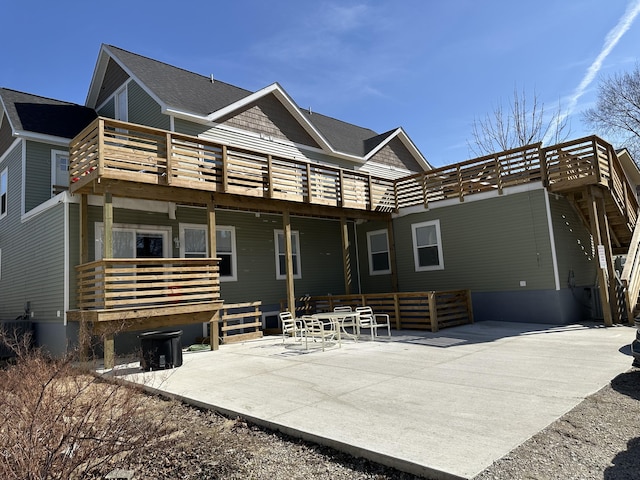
279,311,305,343
301,315,340,351
355,306,391,340
334,306,359,340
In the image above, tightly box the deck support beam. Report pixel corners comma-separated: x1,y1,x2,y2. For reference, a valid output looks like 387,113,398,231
388,218,399,292
207,196,217,260
587,187,614,326
283,210,296,315
103,192,113,258
340,217,352,295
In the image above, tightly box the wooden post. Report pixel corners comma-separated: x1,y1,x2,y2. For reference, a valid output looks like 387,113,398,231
367,175,374,211
79,194,89,264
586,187,613,326
283,210,296,314
388,219,399,292
165,132,173,185
305,163,312,203
393,293,401,330
457,164,464,202
221,145,228,193
103,193,113,259
209,310,220,351
97,118,105,175
340,217,352,295
466,290,474,324
539,147,548,187
597,193,619,325
338,170,345,207
207,196,217,258
428,291,438,332
266,154,273,198
104,333,115,370
494,154,504,194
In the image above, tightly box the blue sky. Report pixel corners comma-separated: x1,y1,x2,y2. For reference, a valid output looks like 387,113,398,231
1,1,639,167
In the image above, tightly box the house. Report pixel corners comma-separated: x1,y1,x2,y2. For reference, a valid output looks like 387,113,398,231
1,44,638,362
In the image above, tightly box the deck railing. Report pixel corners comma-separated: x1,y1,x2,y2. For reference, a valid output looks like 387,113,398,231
394,143,543,209
75,258,220,310
395,136,637,220
69,117,396,212
69,120,636,224
285,290,474,332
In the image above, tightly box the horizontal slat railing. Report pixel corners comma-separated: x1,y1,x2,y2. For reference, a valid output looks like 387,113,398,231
69,117,396,213
285,290,473,332
622,221,640,320
217,301,263,344
76,258,220,310
394,143,543,209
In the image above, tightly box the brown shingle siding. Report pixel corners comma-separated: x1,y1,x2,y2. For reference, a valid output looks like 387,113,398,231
218,94,320,148
370,137,422,172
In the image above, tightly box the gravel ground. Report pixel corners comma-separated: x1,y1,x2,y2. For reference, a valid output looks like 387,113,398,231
111,367,640,479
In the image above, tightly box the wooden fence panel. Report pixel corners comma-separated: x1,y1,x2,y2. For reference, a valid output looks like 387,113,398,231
287,290,473,332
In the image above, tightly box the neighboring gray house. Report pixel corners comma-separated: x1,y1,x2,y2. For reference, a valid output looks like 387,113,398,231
1,44,638,359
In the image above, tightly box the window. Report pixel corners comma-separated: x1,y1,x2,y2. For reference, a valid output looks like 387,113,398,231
367,229,391,275
51,150,69,195
412,220,444,271
274,229,301,280
0,168,7,218
180,224,237,281
95,224,170,259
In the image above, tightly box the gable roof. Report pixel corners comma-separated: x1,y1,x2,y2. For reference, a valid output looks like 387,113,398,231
0,88,97,142
87,44,430,170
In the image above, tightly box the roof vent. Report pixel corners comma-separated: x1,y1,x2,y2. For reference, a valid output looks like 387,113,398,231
210,74,214,84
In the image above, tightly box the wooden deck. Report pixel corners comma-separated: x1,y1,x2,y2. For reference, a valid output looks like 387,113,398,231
66,118,640,337
68,118,396,220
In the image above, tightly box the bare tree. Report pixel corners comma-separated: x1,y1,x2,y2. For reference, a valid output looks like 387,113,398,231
468,86,570,156
583,64,640,161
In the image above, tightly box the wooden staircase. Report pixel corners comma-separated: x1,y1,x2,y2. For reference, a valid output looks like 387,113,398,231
541,137,639,324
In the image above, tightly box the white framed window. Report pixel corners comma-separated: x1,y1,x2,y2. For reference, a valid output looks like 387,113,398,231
412,220,444,271
367,229,391,275
95,223,170,259
51,150,69,195
0,168,7,218
179,224,237,281
115,85,128,122
274,229,301,280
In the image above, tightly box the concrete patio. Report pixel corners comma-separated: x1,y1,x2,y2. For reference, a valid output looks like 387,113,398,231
111,321,636,479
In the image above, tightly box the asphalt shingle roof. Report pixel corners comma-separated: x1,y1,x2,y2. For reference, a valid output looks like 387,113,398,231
106,45,398,159
0,88,97,139
107,45,253,116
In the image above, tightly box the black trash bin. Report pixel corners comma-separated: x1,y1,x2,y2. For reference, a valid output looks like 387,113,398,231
139,330,183,371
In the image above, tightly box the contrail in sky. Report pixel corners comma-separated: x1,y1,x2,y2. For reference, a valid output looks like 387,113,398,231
548,0,640,141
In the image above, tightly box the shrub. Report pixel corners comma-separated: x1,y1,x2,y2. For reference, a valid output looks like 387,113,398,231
0,332,176,479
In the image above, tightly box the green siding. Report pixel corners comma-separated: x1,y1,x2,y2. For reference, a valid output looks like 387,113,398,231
86,204,348,306
68,203,80,309
176,208,348,304
548,193,596,288
174,118,210,137
97,98,115,118
128,81,170,130
384,189,556,293
0,142,66,322
356,220,394,293
25,141,56,211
